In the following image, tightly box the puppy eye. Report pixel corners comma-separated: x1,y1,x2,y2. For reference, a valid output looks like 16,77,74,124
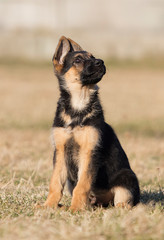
74,58,82,64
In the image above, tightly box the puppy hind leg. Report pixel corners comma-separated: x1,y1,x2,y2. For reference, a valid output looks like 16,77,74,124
113,186,133,209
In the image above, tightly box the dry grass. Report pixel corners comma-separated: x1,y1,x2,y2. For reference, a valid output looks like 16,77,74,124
0,64,164,240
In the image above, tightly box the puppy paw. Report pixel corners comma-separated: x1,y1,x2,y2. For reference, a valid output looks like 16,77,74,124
34,202,44,209
69,205,84,213
115,202,132,210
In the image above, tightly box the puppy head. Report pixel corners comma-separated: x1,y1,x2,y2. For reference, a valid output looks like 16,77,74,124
53,36,106,90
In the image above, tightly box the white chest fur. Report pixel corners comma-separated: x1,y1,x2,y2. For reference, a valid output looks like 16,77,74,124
70,85,98,111
71,88,90,111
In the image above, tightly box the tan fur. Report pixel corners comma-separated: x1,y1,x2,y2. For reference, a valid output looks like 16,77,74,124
45,125,99,210
44,128,70,208
73,126,99,152
64,66,82,87
54,36,70,64
53,61,63,74
115,202,132,209
113,186,133,209
60,111,72,126
52,36,70,73
64,67,98,111
69,126,99,211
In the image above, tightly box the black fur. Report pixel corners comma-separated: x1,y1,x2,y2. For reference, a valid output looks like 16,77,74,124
52,38,140,207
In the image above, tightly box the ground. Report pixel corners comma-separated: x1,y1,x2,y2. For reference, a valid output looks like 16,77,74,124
0,63,163,240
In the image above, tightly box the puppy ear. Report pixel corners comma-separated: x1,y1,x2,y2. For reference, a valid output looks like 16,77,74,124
53,36,70,65
67,38,83,52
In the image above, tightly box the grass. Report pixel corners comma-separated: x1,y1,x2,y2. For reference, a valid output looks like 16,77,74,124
0,63,164,239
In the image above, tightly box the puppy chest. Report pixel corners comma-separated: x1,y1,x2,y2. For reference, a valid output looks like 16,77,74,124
64,138,79,182
64,138,79,164
53,126,99,149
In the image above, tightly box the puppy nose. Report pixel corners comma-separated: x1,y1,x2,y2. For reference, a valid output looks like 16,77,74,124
95,59,104,66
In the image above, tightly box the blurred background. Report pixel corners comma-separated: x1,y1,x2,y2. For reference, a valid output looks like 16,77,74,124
0,2,164,237
0,0,164,61
0,0,164,135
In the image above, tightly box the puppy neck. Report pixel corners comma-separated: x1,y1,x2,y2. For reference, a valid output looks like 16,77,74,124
58,74,99,111
70,84,98,111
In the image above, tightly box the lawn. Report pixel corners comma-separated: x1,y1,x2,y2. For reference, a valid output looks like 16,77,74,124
0,63,163,240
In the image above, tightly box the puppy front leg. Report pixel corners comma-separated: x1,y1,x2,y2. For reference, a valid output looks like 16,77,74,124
70,126,99,211
44,127,69,208
44,148,67,208
69,147,92,211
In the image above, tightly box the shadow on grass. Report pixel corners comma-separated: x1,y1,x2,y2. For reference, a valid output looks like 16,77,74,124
141,189,164,205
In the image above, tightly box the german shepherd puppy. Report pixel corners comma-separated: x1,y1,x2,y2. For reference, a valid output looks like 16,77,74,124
44,36,140,211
